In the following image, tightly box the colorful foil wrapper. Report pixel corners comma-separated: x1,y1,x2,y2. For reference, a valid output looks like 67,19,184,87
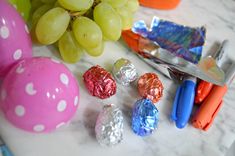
95,104,124,146
132,98,159,136
83,65,116,99
132,16,206,64
138,73,164,103
112,58,138,86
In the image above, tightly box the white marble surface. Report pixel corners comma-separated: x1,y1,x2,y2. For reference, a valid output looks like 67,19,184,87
0,0,235,156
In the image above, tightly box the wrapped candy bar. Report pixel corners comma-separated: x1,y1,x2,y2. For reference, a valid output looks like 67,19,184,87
132,16,206,64
122,18,228,86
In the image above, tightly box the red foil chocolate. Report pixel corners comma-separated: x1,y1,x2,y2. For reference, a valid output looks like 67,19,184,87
83,65,117,99
138,73,164,103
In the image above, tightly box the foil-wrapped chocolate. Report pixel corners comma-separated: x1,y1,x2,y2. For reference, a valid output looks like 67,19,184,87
132,16,206,64
95,104,124,147
138,73,163,103
112,58,138,86
83,65,116,99
132,98,159,136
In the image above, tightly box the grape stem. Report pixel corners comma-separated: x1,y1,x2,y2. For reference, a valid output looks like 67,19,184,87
69,0,101,18
69,11,86,17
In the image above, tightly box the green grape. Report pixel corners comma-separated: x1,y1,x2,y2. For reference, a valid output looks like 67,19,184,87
8,0,31,21
101,0,127,8
72,17,102,48
94,2,122,41
41,0,56,4
116,7,133,30
58,0,94,11
85,41,104,57
59,31,83,63
31,0,44,12
32,4,52,26
54,1,62,7
125,0,139,12
36,7,70,45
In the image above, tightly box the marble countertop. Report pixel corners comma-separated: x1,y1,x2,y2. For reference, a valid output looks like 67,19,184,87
0,0,235,156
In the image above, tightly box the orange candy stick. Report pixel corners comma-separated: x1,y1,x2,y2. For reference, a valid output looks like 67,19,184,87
192,85,228,131
194,80,214,104
139,0,180,10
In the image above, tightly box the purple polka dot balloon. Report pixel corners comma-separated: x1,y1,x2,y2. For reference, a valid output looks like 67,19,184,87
0,57,80,133
0,0,32,77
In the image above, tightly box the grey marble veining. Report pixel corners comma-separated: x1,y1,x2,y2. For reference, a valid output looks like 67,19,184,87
0,0,235,156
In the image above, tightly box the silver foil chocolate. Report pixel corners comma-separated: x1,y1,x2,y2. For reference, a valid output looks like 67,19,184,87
95,104,124,147
112,58,138,86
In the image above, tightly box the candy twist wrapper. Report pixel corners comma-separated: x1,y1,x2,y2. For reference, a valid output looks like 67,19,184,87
95,104,124,147
138,73,164,103
132,16,206,64
83,65,116,99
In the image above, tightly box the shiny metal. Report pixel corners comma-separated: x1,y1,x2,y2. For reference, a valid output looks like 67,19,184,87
225,62,235,85
132,99,159,136
133,16,205,64
213,40,229,65
112,58,138,86
136,39,232,86
95,104,124,147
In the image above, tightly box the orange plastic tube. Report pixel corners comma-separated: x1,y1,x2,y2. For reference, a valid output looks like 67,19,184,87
192,85,228,131
194,80,214,104
139,0,180,10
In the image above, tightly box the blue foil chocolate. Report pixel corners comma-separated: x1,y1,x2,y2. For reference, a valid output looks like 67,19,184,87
132,16,206,64
132,98,159,136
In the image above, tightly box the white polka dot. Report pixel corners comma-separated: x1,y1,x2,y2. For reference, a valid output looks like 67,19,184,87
25,25,29,34
25,83,37,95
16,64,24,74
1,89,7,101
15,105,25,117
56,122,66,129
0,26,10,39
33,124,45,132
57,100,67,112
74,96,78,106
13,49,22,60
60,73,69,86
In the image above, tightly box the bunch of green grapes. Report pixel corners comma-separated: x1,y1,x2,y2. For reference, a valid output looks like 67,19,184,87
30,0,139,63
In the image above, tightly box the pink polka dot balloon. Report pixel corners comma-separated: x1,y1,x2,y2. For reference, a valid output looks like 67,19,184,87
0,57,79,133
0,0,32,77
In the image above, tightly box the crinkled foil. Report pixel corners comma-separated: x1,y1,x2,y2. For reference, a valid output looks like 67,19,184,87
132,99,159,136
83,65,116,99
95,104,124,147
112,58,138,86
138,73,163,103
132,16,206,64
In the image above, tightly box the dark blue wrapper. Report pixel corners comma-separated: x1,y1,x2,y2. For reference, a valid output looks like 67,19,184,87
132,16,206,64
132,98,159,136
